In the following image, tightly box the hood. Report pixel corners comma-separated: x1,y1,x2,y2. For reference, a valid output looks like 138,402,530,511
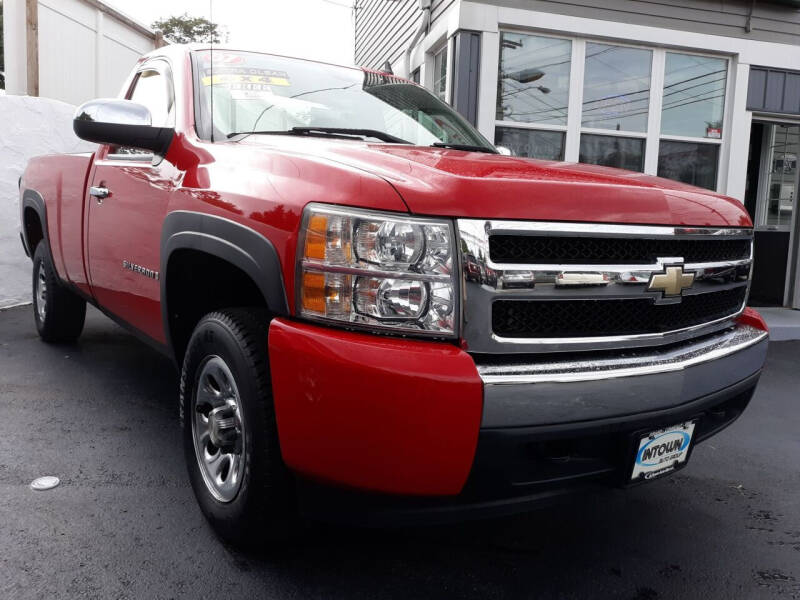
244,138,752,228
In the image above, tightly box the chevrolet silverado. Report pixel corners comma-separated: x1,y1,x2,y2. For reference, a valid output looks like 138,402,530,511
19,45,768,545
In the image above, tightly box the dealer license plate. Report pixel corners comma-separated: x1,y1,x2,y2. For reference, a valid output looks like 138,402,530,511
630,421,696,482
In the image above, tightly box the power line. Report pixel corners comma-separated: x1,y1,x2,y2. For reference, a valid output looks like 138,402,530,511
502,72,726,120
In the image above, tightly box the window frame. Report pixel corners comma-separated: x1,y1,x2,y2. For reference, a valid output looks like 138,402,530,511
429,38,452,104
493,30,732,192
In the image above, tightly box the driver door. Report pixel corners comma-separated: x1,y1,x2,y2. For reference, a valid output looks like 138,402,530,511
86,60,178,343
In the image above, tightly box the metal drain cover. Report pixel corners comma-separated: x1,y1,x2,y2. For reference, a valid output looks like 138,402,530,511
30,476,60,491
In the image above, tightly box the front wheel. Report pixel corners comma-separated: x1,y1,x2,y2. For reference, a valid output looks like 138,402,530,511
32,242,86,343
180,308,296,547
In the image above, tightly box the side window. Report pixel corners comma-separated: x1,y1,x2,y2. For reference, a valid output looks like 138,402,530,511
129,68,174,128
109,66,175,158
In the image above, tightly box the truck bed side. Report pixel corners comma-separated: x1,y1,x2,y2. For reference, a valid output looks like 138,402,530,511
21,153,95,296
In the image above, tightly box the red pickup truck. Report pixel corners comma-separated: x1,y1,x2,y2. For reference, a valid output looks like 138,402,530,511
20,45,768,545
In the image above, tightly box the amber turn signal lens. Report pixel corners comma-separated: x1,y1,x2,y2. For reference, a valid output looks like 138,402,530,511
304,214,328,260
301,271,326,313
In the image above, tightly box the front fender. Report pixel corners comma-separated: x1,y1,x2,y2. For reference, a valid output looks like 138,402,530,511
160,210,289,351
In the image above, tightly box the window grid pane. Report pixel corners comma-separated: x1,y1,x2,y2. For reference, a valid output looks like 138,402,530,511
433,47,448,103
579,134,645,171
657,140,719,190
661,53,727,139
497,33,571,126
495,126,565,160
582,43,652,133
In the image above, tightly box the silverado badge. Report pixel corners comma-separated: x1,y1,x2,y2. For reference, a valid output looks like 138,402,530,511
647,263,695,299
122,260,159,281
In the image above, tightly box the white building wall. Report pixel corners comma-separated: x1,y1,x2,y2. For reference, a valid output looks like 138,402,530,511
0,0,156,306
2,0,156,104
0,96,95,308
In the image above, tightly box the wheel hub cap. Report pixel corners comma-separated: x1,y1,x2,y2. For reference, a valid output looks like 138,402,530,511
191,356,246,503
208,401,240,450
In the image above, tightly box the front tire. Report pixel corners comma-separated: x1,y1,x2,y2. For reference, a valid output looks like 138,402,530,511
180,309,295,547
32,242,86,343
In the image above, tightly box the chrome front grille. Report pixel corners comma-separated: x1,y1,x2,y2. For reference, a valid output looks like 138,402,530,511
457,220,753,354
489,234,752,265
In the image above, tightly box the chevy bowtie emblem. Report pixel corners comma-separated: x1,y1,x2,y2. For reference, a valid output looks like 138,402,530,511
647,264,695,298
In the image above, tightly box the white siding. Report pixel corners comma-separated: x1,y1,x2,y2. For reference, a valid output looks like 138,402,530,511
38,1,98,105
354,0,800,75
355,0,456,70
476,0,800,46
3,0,157,103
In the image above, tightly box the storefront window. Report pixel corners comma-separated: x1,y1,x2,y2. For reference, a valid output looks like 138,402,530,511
433,45,448,103
661,53,727,139
580,134,644,171
657,141,719,190
495,127,565,160
492,34,728,190
496,33,571,126
582,43,651,132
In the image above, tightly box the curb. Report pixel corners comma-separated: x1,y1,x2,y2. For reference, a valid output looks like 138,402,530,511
0,301,33,311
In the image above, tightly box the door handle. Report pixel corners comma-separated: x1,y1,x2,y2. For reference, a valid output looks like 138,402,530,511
89,186,110,199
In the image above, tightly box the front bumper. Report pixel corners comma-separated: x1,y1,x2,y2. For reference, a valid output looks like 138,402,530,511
298,371,760,525
268,315,768,519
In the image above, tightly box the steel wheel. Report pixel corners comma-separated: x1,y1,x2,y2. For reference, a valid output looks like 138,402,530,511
35,262,48,322
192,355,246,503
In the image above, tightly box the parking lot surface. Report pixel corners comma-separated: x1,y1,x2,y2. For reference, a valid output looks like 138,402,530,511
1,304,799,600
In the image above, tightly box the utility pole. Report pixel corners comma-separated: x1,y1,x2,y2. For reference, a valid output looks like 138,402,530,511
25,0,38,96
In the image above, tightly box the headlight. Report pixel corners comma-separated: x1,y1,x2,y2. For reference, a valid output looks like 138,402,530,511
296,203,458,336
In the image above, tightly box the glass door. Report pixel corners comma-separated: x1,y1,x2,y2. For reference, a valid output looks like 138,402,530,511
748,122,800,307
757,124,799,231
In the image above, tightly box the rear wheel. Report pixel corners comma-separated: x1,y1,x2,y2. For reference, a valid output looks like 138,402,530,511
180,308,296,547
32,242,86,343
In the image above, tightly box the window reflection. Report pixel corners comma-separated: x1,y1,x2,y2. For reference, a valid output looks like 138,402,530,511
580,134,644,171
661,53,727,139
497,33,571,126
764,124,798,228
130,69,174,128
582,43,651,132
495,127,565,160
657,140,719,190
433,46,448,103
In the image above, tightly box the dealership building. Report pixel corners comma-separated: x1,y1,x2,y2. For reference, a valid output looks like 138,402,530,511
355,0,800,309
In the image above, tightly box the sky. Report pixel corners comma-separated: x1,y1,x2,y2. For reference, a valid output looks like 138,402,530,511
102,0,357,66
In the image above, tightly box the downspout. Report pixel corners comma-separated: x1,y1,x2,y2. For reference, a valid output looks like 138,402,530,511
404,0,432,77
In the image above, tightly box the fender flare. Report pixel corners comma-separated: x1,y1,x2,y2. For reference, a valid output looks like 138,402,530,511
160,210,290,348
20,189,49,258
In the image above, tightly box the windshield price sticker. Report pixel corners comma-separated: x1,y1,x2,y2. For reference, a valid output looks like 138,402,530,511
201,67,291,89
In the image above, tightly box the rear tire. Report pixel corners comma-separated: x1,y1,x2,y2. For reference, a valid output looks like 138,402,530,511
32,242,86,343
180,308,296,547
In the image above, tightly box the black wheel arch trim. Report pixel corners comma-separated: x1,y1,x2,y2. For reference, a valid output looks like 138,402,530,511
20,189,49,259
160,210,290,352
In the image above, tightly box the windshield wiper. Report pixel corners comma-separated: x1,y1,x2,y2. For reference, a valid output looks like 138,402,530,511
431,142,498,154
227,127,410,144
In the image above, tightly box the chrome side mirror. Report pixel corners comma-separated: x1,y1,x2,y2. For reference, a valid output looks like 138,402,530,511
73,99,174,155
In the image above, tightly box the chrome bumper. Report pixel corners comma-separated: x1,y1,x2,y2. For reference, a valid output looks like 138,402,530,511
477,324,768,428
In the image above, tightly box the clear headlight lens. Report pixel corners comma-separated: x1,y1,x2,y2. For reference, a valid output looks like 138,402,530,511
297,204,457,336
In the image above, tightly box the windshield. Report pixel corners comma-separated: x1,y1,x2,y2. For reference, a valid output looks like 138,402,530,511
192,50,493,149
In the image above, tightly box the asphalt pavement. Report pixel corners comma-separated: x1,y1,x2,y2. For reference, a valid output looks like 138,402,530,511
0,304,798,600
